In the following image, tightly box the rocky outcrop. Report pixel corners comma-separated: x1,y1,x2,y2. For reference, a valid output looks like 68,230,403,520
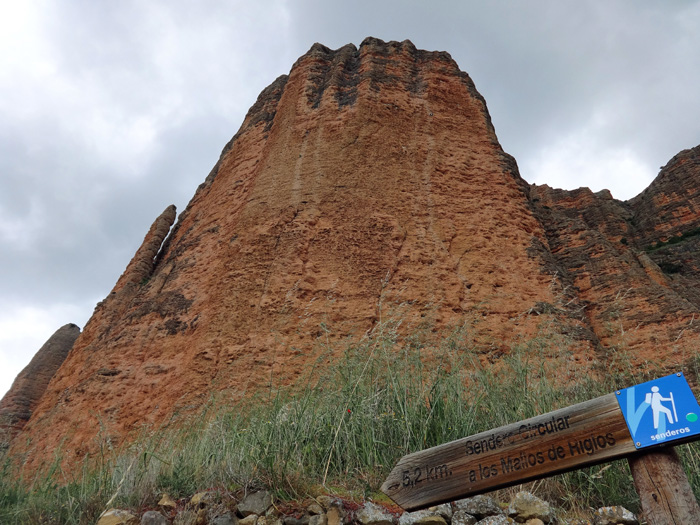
12,38,564,474
0,323,80,446
528,181,700,368
629,145,700,247
527,146,700,368
7,38,700,475
115,203,178,291
628,146,700,321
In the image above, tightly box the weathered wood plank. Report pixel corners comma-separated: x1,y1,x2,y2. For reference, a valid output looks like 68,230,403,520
628,448,700,525
381,393,638,510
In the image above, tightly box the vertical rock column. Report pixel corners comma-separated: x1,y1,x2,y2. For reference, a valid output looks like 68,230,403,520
0,323,81,448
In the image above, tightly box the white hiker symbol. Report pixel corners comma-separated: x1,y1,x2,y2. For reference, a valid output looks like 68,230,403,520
645,386,678,429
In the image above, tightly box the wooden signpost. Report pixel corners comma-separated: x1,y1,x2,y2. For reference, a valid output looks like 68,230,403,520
381,372,700,524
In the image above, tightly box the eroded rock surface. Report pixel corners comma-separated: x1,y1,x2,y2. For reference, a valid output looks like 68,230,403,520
7,38,700,475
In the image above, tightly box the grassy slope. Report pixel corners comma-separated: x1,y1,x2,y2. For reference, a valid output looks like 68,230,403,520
2,316,699,524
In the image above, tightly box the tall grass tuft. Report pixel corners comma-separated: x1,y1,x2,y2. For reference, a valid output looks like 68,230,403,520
1,316,699,523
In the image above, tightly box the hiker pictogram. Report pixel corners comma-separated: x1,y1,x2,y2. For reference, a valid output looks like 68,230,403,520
645,386,677,429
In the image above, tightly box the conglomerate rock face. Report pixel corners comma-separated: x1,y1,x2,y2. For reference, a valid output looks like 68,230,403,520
8,38,700,474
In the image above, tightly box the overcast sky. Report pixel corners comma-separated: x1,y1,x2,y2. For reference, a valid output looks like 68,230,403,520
2,0,699,398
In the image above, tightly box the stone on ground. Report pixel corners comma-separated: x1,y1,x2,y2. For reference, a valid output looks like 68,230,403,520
454,495,503,519
239,491,273,517
593,506,638,525
356,501,396,525
506,492,553,523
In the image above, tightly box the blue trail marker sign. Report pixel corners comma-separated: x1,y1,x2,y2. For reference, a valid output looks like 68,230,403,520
616,372,700,449
381,372,700,514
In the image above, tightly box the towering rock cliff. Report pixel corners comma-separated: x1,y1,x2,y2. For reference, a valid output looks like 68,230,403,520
7,39,700,475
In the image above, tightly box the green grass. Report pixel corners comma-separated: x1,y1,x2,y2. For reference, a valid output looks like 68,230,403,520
1,317,699,524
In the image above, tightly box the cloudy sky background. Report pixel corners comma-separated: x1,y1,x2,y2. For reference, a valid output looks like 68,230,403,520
1,0,699,397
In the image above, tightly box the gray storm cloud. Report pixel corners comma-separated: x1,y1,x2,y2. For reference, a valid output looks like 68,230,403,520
1,0,699,396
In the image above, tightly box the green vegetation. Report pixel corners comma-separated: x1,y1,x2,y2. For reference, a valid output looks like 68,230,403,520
1,318,699,524
645,226,700,252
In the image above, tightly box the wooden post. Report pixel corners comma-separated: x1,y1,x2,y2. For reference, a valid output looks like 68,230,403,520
628,448,700,525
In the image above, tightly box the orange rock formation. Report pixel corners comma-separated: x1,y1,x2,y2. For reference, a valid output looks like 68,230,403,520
0,323,80,446
6,39,700,475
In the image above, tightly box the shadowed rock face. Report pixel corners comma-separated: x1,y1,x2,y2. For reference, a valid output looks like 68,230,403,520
630,145,700,247
629,146,700,312
0,323,80,446
7,38,700,475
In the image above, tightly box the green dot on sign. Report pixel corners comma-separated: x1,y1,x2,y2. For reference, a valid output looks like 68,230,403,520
686,413,698,423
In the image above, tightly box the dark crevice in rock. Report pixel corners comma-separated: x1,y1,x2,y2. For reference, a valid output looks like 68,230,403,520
333,46,361,108
306,57,333,109
302,43,361,109
406,54,427,96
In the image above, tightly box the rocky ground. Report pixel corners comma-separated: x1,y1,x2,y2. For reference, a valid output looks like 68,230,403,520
97,489,640,525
